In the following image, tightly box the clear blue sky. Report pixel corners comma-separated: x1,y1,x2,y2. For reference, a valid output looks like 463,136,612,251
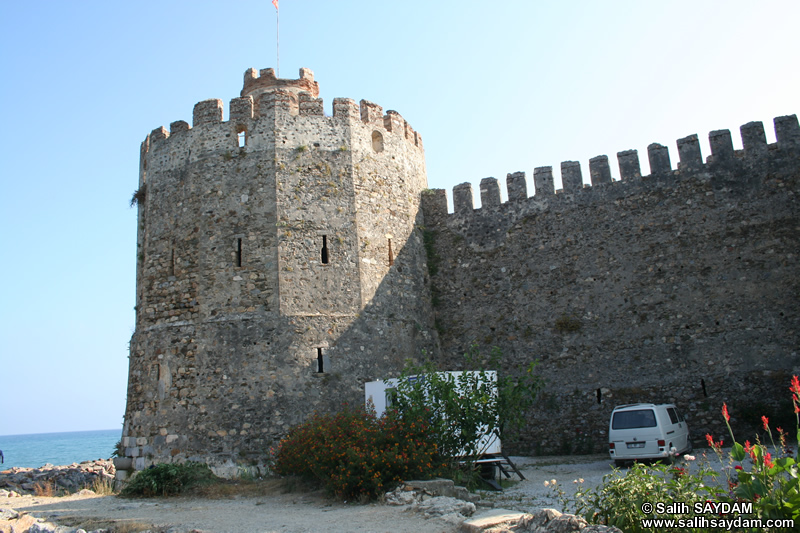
1,0,797,436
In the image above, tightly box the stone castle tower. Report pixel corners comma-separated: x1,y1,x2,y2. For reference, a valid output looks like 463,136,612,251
121,68,438,474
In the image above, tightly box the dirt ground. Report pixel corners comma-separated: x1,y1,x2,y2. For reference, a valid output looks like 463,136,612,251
0,454,623,533
2,490,458,533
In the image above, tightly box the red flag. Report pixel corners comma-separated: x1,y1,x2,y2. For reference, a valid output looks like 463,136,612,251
272,0,278,10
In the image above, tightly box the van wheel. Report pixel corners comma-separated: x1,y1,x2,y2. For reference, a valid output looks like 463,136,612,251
686,439,693,454
614,460,627,468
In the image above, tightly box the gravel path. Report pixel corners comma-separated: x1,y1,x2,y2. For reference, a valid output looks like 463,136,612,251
478,454,615,513
2,490,459,533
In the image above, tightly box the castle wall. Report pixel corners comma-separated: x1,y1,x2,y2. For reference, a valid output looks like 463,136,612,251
124,66,800,470
123,70,438,474
422,116,800,455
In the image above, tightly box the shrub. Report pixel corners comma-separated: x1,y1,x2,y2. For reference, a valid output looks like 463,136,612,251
550,459,718,532
120,462,218,497
129,184,146,207
393,343,542,473
272,404,444,501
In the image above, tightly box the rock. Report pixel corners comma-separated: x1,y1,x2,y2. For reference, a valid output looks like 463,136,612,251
27,522,60,533
460,508,623,533
403,478,481,503
0,508,20,520
460,509,529,532
521,508,586,532
384,489,418,506
1,513,40,533
414,496,476,519
0,460,115,496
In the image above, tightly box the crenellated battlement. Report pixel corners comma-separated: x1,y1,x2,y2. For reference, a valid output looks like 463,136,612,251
424,114,799,220
242,67,319,99
141,68,423,160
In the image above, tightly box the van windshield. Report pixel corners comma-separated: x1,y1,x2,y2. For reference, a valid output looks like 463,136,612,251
612,409,657,429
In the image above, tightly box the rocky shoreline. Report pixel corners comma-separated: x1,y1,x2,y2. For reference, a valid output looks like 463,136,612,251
0,460,115,497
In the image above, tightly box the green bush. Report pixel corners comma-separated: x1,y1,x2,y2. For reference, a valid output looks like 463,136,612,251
121,462,218,497
551,460,717,532
394,344,542,468
272,405,444,500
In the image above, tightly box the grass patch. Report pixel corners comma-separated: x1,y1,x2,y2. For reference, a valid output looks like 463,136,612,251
120,464,290,499
190,477,286,499
421,228,440,276
33,481,57,497
554,313,582,333
91,476,117,495
120,462,218,497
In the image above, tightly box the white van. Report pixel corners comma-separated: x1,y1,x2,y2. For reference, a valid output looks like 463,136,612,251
608,403,692,466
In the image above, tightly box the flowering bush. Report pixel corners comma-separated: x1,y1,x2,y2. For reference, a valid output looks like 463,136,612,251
552,458,717,532
552,375,800,531
710,376,800,522
272,404,444,501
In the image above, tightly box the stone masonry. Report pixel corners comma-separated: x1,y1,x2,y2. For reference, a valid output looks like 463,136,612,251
421,117,800,455
122,68,438,476
122,66,800,474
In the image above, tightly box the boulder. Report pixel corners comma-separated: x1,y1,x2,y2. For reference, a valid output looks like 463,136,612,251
415,495,477,519
402,479,481,503
460,508,623,533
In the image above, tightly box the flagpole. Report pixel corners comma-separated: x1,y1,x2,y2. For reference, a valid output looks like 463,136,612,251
276,5,279,77
274,0,280,77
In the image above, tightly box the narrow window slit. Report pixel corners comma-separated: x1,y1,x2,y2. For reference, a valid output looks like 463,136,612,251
388,238,394,266
237,130,246,148
236,238,243,267
701,379,708,397
170,249,175,276
596,388,602,404
317,348,324,373
321,235,329,264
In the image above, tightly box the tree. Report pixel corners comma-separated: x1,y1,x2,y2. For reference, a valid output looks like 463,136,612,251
392,343,542,474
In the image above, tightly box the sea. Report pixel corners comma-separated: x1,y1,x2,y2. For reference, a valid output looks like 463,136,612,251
0,429,121,470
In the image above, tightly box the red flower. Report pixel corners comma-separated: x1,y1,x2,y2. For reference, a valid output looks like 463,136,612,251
744,440,753,454
791,375,800,395
764,452,774,469
735,465,743,471
722,403,730,422
762,415,769,431
706,434,715,447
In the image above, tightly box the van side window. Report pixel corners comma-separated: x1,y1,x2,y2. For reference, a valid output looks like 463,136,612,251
667,407,679,424
675,408,685,422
